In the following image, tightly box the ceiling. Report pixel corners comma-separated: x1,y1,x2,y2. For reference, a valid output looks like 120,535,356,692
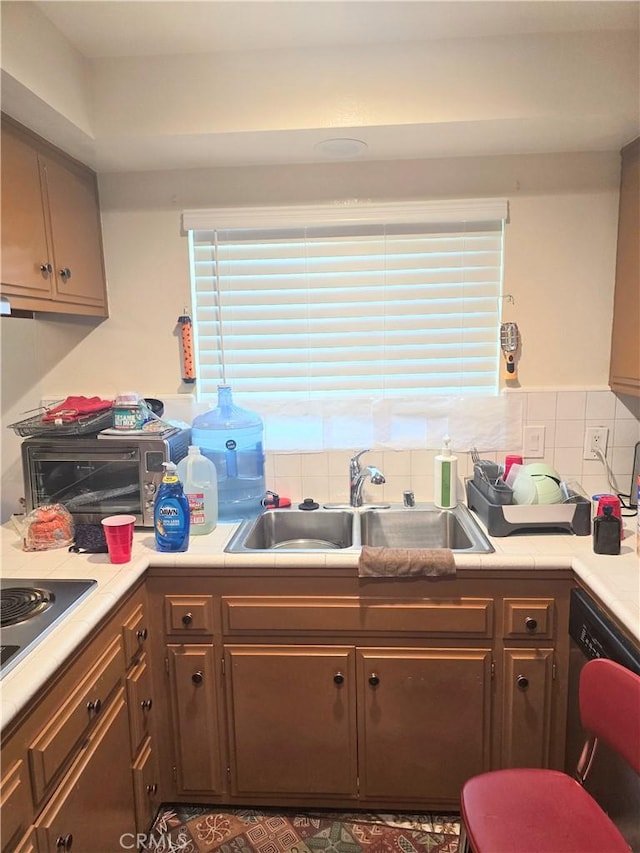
4,1,640,172
34,1,640,57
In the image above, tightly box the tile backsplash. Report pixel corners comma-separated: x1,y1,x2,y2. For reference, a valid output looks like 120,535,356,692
264,389,640,507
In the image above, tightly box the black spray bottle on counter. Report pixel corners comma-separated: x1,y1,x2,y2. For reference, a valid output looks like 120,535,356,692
593,505,621,555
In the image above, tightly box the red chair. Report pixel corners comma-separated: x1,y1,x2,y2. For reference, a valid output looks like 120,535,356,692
459,658,640,853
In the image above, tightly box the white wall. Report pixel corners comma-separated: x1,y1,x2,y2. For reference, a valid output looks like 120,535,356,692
3,148,639,522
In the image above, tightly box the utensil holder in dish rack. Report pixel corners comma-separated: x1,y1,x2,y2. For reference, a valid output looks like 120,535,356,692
473,465,513,505
466,479,591,536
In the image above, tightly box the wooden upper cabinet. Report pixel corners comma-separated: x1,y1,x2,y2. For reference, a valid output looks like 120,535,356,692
1,126,52,299
1,116,109,317
609,137,640,396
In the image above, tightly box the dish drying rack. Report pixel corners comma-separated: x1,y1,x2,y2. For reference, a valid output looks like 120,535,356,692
466,477,591,537
8,407,114,437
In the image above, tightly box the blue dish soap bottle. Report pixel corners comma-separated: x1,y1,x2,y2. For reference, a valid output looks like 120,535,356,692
154,462,190,552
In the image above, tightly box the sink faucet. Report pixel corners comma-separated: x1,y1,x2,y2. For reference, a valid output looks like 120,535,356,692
350,450,385,507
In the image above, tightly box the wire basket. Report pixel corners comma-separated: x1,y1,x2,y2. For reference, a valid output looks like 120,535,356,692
8,408,114,437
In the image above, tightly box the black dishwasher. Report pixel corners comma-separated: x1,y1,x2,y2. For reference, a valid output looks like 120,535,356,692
566,588,640,852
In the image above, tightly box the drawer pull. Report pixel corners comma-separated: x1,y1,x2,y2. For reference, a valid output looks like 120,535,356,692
368,673,380,687
58,267,72,281
333,672,344,685
140,698,153,711
192,671,203,685
86,698,102,714
56,833,73,850
136,627,148,641
525,617,538,631
516,675,529,690
146,783,158,796
182,612,193,626
40,263,52,274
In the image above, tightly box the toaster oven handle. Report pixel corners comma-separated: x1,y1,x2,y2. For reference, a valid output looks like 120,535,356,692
29,450,139,462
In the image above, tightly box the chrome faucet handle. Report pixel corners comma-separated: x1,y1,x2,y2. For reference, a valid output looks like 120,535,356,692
350,449,370,473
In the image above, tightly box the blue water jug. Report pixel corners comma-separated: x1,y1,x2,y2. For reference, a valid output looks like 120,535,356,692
191,385,265,520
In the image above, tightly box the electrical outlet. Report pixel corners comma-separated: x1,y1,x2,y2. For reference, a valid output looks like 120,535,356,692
523,425,545,457
583,426,609,460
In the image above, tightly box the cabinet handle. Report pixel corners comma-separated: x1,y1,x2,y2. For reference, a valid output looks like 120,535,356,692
86,698,102,714
333,672,344,685
140,698,153,711
40,263,52,274
368,673,380,687
182,612,193,626
192,671,203,684
516,675,529,690
58,267,72,280
56,834,73,850
525,617,538,631
146,783,158,796
136,627,148,641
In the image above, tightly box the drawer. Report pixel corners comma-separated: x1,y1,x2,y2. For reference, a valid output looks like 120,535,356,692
165,595,216,635
122,601,149,666
29,634,125,804
132,737,159,835
126,653,153,755
223,596,494,637
503,598,554,639
0,760,32,853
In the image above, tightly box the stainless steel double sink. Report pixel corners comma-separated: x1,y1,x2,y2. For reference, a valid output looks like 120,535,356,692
225,503,493,553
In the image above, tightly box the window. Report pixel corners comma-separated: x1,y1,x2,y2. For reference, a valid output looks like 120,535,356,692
185,199,513,451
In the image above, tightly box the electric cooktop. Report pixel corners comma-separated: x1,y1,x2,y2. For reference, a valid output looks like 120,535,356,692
0,578,97,679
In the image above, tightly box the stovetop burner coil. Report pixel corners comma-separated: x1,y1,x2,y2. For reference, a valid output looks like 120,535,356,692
0,587,54,627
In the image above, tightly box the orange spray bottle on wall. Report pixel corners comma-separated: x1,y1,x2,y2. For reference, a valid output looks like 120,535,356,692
178,308,196,384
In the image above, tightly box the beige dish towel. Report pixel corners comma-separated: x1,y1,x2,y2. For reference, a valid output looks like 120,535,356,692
358,546,456,578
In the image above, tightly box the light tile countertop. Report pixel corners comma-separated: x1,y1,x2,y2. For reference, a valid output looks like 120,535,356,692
1,513,638,732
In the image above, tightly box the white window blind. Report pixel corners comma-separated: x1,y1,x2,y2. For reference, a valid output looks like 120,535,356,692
185,199,510,451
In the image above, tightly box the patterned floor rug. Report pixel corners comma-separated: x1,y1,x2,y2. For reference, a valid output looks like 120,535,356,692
147,805,461,853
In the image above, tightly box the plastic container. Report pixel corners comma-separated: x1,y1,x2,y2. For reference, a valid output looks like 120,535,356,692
177,445,218,535
191,385,266,520
434,436,457,509
593,506,621,555
113,392,149,431
596,494,623,541
154,462,190,552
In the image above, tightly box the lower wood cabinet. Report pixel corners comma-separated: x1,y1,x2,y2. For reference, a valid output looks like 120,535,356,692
166,644,223,795
357,648,492,802
148,573,571,811
501,647,555,768
0,582,154,852
225,645,358,798
34,689,135,853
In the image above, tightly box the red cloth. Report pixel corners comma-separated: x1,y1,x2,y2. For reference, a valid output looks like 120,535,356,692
42,396,113,423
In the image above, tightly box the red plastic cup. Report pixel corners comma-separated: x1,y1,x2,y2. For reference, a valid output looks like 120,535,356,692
101,514,136,563
504,454,523,480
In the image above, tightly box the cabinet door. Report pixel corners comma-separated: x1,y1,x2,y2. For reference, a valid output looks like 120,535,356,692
35,688,136,853
127,653,154,756
166,645,222,795
132,737,160,836
501,648,554,768
0,759,32,853
358,648,492,802
41,154,107,310
225,645,358,798
610,137,640,396
0,125,52,297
